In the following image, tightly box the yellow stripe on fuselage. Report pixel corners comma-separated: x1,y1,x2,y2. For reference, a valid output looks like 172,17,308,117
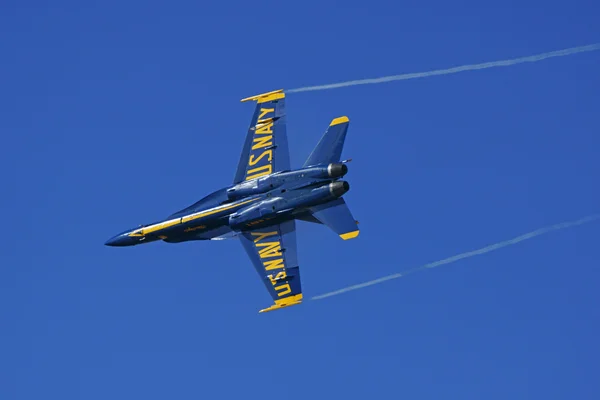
180,198,258,223
128,198,259,237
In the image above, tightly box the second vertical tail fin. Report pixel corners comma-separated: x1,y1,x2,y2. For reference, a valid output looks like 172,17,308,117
303,116,350,167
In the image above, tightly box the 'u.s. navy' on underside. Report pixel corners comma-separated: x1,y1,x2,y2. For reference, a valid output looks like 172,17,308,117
105,89,359,313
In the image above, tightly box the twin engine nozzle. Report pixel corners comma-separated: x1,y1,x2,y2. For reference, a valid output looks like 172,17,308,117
227,162,350,200
327,162,348,178
329,180,350,197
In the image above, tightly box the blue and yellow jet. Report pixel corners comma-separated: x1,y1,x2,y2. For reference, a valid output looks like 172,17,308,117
105,89,359,313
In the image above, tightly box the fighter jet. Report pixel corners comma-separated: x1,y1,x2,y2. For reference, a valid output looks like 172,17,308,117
105,89,359,313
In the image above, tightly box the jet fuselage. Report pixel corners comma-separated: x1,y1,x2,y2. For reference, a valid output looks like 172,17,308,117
104,163,349,247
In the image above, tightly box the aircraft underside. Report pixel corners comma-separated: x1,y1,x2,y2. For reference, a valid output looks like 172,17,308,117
105,89,359,313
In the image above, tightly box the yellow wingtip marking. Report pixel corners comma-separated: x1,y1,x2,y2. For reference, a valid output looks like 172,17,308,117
330,116,349,126
257,92,285,103
259,294,303,313
340,230,359,240
241,89,284,103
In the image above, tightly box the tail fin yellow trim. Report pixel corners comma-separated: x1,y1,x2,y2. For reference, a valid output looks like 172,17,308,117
241,89,284,103
259,294,303,313
330,116,349,126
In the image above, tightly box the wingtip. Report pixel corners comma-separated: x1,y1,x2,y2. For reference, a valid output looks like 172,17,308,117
258,294,303,313
241,89,285,103
258,301,302,313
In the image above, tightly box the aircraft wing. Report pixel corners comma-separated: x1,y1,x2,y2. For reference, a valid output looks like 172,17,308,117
234,89,291,184
238,220,303,313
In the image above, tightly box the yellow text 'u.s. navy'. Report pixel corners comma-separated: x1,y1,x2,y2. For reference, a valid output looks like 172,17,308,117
245,107,275,181
251,230,291,297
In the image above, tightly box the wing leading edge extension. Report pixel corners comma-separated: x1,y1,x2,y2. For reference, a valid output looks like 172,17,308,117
239,220,302,313
234,89,291,184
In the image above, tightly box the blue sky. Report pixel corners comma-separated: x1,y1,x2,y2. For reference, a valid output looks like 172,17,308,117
1,1,599,399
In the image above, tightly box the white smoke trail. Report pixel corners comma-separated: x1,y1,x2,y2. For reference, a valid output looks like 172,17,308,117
289,43,600,93
311,214,600,300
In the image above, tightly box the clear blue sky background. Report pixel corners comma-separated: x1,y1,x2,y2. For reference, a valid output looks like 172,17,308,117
2,1,599,399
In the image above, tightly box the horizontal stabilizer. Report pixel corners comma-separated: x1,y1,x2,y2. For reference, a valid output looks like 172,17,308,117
296,213,323,225
309,198,359,240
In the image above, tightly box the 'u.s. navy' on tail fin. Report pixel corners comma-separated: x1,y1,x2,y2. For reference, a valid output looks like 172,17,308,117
309,198,359,240
303,116,350,168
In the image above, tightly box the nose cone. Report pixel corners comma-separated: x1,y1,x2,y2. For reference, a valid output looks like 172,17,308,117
104,232,138,247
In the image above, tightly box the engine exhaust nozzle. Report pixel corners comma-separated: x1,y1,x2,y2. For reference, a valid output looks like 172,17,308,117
328,163,348,178
329,181,350,197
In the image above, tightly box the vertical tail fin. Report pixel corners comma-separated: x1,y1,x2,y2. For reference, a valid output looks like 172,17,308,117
303,116,350,167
